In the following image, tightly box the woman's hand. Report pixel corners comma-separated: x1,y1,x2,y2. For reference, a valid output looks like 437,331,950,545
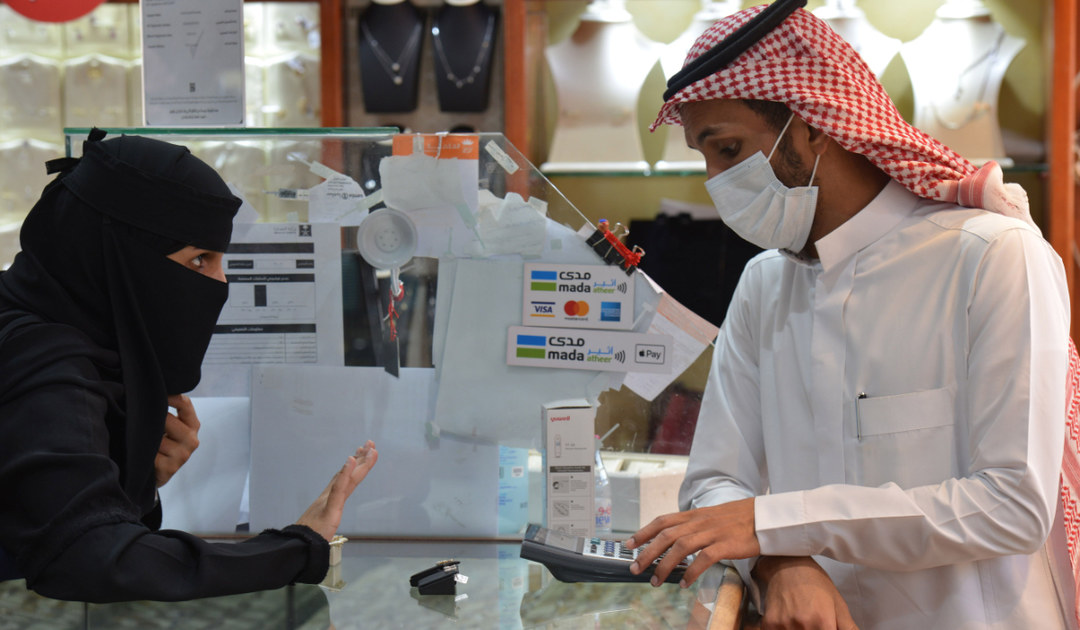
296,441,379,541
155,394,201,487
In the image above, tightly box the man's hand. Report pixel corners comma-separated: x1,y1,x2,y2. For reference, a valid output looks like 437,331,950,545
155,394,201,487
297,441,378,541
624,498,759,587
753,556,858,630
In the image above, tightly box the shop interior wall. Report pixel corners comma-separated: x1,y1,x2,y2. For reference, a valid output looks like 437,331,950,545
536,0,1048,232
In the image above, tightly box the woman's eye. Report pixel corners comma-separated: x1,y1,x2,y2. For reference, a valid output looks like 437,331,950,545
191,254,205,268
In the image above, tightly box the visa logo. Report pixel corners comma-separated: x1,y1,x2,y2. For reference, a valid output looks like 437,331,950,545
531,301,555,316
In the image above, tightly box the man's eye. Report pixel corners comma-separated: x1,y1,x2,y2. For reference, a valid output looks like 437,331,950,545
719,142,739,156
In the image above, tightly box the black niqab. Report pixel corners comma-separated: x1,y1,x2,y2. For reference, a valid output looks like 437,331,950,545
0,130,240,510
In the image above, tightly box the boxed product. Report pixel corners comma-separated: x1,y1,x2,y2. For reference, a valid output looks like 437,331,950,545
542,399,595,536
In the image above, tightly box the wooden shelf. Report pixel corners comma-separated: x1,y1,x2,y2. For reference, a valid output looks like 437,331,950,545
1050,0,1079,338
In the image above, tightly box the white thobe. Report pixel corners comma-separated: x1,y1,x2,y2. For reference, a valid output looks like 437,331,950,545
681,181,1076,628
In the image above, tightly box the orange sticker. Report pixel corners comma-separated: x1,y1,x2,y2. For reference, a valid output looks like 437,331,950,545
391,134,480,160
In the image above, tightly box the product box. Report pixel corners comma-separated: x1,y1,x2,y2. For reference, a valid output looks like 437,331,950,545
603,453,688,532
542,399,595,537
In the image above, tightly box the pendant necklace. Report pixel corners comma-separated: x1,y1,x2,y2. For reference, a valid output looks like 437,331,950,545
929,29,1005,131
431,13,495,89
361,19,422,86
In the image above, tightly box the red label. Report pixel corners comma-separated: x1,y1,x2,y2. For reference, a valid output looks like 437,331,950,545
5,0,106,23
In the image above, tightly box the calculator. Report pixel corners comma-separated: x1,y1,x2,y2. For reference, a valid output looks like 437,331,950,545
519,523,690,583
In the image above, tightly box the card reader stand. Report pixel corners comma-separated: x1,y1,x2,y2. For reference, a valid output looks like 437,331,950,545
409,559,463,595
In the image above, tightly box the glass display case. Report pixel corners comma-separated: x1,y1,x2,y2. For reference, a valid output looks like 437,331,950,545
0,543,745,629
59,127,705,543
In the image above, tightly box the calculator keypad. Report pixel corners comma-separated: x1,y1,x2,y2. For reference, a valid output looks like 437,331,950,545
583,538,639,562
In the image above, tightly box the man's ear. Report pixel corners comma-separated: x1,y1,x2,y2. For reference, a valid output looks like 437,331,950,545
806,124,831,156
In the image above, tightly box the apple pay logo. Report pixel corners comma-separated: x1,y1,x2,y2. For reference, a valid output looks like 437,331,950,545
635,344,665,365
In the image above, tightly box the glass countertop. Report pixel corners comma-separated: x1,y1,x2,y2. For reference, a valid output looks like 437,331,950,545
0,539,742,629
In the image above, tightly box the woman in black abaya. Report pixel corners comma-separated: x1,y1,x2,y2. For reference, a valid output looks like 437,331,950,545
0,129,377,602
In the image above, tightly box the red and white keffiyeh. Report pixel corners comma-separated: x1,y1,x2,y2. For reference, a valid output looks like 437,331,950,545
652,5,1034,229
1063,339,1080,622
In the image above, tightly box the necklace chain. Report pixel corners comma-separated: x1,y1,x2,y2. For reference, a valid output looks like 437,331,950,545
929,29,1006,130
361,19,422,86
952,29,1005,101
431,13,495,89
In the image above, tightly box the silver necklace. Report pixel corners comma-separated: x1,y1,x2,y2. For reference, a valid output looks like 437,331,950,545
431,13,495,89
929,29,1005,130
361,19,422,86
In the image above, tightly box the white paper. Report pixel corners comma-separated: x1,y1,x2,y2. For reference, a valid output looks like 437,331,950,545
622,290,719,401
433,258,599,446
205,222,344,369
467,190,547,258
192,223,346,399
158,397,250,534
141,0,245,126
307,175,368,225
378,153,480,258
248,365,500,537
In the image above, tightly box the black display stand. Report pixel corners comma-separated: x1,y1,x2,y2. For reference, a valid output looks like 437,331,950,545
357,1,427,113
626,214,762,328
431,2,499,113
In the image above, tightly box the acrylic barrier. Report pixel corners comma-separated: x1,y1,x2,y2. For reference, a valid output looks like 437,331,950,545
61,128,716,539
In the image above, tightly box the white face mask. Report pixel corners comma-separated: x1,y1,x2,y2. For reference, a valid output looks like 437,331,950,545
704,114,820,253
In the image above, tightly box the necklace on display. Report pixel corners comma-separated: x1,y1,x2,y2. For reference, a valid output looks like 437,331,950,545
361,19,422,86
431,13,495,89
929,29,1006,130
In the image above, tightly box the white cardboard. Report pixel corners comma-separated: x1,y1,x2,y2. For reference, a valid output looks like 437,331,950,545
507,326,673,374
543,400,595,536
522,263,634,330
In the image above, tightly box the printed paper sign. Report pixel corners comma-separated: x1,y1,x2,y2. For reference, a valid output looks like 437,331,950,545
506,326,671,373
522,263,634,330
141,0,245,125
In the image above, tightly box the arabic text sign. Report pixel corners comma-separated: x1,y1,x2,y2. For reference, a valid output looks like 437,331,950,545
506,326,671,374
141,0,245,126
522,263,634,330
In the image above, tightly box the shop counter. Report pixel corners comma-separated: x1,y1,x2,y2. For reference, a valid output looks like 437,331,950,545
0,539,750,629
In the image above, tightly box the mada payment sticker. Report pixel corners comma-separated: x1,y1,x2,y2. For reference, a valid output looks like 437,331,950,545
522,263,634,330
506,326,671,373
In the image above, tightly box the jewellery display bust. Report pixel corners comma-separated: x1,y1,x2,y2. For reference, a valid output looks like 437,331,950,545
813,0,900,79
264,52,321,127
0,54,61,140
900,0,1024,164
62,54,129,129
357,0,426,113
431,0,499,113
655,0,740,172
0,138,61,226
542,0,661,173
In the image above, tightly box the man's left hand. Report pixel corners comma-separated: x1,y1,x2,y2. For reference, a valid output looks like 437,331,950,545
155,394,201,487
625,498,759,587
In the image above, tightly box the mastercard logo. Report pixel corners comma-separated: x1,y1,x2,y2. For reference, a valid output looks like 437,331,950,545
564,301,589,316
